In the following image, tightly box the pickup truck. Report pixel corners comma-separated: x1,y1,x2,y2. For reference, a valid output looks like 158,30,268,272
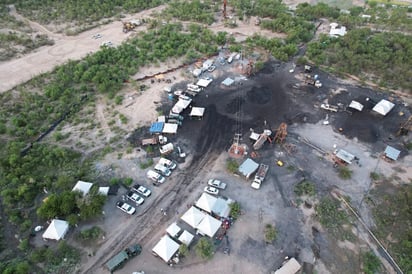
159,143,174,155
141,135,167,146
251,164,269,190
105,244,142,273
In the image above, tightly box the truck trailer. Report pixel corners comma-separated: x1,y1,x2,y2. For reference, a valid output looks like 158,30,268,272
251,164,269,190
105,244,142,273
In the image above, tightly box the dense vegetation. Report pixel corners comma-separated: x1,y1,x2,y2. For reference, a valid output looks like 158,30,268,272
12,0,165,25
0,5,54,61
162,0,217,25
370,184,412,272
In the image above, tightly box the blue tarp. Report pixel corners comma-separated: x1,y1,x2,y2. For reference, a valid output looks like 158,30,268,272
222,77,234,86
150,122,164,134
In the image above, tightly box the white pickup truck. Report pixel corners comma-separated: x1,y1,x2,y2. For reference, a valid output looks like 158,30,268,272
251,164,269,190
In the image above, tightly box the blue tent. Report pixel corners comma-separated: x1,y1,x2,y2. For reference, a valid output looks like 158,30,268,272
150,122,164,134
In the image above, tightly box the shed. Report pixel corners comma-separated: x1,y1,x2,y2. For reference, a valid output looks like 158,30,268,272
150,122,164,134
372,99,395,116
181,206,206,229
152,235,180,263
178,230,194,246
348,100,364,111
384,146,400,161
166,222,181,237
212,197,231,218
72,180,93,196
221,77,234,86
329,23,347,37
238,158,259,178
98,187,109,196
249,132,260,141
196,78,213,88
42,219,69,241
196,214,222,238
335,149,355,164
189,107,205,118
162,123,178,134
195,193,217,213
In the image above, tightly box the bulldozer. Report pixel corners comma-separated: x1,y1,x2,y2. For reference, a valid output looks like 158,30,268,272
122,20,141,33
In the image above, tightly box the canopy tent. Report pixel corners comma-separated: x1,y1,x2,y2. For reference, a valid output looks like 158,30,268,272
166,222,181,238
150,122,164,134
189,107,205,118
372,99,395,116
152,235,180,263
172,99,192,114
384,146,401,161
72,180,93,196
212,197,231,218
98,187,109,196
196,214,222,238
196,78,213,88
275,257,301,274
181,206,207,229
42,219,69,241
195,193,217,213
162,123,178,134
178,230,194,246
238,158,259,178
221,77,234,86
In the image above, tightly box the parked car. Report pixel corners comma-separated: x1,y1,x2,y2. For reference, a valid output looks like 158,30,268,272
154,164,172,177
207,65,216,72
204,186,219,195
158,157,177,170
132,184,151,197
101,41,114,47
208,179,226,189
126,191,145,205
116,201,136,215
147,170,166,184
92,33,102,39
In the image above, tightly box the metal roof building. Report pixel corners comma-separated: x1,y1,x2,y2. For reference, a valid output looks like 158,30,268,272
384,146,401,161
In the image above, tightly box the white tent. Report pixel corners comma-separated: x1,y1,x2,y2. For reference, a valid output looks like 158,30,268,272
196,214,222,238
275,257,301,274
372,99,395,116
196,78,213,88
98,187,109,196
189,107,205,118
195,193,217,213
162,123,178,134
42,219,69,241
166,222,181,237
181,206,207,229
172,99,192,114
72,180,93,196
178,230,194,246
348,100,364,111
152,235,180,263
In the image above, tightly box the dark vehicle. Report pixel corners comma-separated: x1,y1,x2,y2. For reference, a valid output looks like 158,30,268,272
105,244,142,273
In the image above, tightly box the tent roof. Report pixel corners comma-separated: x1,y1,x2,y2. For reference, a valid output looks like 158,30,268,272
196,78,213,88
178,230,194,246
238,158,259,178
221,77,234,86
42,219,69,240
212,197,231,218
72,180,93,196
349,100,364,111
98,187,109,196
372,99,395,116
162,123,178,134
190,107,205,117
195,193,217,213
166,222,181,237
275,258,302,274
196,214,222,238
176,98,192,109
384,146,401,161
150,122,164,134
152,235,180,263
181,206,206,228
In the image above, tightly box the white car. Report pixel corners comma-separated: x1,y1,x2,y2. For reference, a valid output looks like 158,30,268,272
147,170,166,184
132,184,151,197
204,186,219,195
208,179,226,189
116,201,136,215
92,34,102,39
101,41,114,47
127,191,145,205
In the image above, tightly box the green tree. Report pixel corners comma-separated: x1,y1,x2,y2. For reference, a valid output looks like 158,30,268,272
264,224,277,243
179,243,189,257
195,237,214,260
229,202,241,219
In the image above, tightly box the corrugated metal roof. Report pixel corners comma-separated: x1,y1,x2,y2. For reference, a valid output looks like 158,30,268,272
384,146,400,161
335,149,355,164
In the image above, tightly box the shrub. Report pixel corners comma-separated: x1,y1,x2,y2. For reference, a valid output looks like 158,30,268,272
370,172,380,181
139,158,153,169
294,180,315,196
338,166,352,180
264,224,277,243
362,251,381,274
124,177,133,187
226,159,239,173
229,202,241,219
195,237,214,260
179,243,189,257
77,226,104,241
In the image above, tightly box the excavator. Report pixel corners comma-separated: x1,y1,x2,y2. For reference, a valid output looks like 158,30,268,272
122,20,142,33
